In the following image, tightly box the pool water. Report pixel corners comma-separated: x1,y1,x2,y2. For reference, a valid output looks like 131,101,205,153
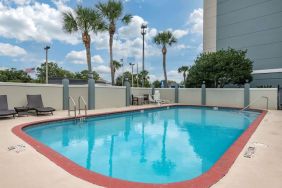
24,106,260,184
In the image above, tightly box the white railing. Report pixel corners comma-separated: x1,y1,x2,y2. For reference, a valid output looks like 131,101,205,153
68,96,77,118
241,96,269,111
78,96,87,116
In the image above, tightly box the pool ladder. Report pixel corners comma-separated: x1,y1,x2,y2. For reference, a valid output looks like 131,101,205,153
68,96,77,118
68,96,88,119
241,96,269,111
78,96,87,116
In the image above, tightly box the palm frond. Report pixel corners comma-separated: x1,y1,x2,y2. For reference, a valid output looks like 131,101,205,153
153,31,177,47
122,14,132,24
96,0,129,25
62,11,78,33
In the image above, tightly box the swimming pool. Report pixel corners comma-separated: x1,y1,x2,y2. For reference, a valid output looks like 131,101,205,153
13,106,266,187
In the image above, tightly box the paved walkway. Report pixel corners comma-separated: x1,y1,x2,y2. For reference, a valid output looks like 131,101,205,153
0,106,281,188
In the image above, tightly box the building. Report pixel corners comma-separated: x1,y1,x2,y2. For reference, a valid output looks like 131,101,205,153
203,0,282,87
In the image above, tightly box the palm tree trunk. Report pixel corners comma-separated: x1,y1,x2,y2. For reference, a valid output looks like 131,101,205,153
162,47,168,88
86,46,93,79
109,33,114,85
83,32,93,79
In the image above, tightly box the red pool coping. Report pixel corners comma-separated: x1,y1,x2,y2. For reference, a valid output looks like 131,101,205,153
12,105,267,188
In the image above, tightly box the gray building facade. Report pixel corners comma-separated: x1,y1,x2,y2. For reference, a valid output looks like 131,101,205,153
204,0,282,87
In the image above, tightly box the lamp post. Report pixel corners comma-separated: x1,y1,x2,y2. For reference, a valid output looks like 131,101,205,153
141,23,147,87
136,63,139,87
129,62,135,87
120,58,124,86
44,46,50,84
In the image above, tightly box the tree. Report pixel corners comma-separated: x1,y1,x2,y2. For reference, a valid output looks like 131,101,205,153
0,68,32,83
36,62,75,82
96,0,132,85
74,70,100,81
62,6,105,79
153,31,177,88
178,66,189,85
152,80,161,88
186,48,253,88
113,60,122,82
116,71,132,86
138,70,150,87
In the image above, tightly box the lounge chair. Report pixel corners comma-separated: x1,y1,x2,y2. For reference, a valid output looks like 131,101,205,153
149,94,158,104
27,95,55,115
143,94,149,104
0,95,17,118
153,90,170,104
132,95,138,105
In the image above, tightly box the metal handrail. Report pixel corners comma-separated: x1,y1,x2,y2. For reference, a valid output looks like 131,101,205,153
68,96,77,118
241,96,269,111
78,96,87,116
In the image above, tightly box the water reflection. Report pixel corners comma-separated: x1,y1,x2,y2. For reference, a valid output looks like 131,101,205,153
152,120,176,176
109,135,116,177
140,123,146,163
86,122,95,169
25,107,260,183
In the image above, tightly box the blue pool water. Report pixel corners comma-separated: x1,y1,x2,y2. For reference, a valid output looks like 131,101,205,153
24,106,260,184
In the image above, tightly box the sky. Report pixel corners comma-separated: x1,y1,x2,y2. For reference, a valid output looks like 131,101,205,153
0,0,203,82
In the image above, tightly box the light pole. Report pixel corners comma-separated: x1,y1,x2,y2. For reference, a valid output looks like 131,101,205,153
120,58,124,86
44,46,50,84
129,62,135,87
136,63,139,87
141,23,147,87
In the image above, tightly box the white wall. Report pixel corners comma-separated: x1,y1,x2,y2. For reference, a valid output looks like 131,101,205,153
95,86,126,109
179,88,201,105
157,88,175,103
250,88,277,110
206,88,244,108
0,82,278,110
131,88,152,96
0,82,63,110
69,85,88,110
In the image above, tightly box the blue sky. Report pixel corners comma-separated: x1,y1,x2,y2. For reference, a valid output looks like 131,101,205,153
0,0,203,82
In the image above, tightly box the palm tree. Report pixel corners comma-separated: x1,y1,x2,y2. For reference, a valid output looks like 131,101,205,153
96,0,132,85
178,66,189,84
63,6,105,79
153,31,177,88
138,70,150,87
113,60,122,82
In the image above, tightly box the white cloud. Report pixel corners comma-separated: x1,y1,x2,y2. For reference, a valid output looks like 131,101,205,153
92,55,104,64
149,74,157,82
148,70,183,83
0,43,26,57
3,0,32,5
172,29,189,39
95,65,110,74
0,66,8,70
65,50,104,65
167,70,183,83
118,15,148,40
188,8,203,35
0,1,79,44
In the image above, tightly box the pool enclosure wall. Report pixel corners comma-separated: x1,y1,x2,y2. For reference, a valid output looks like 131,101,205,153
0,82,278,110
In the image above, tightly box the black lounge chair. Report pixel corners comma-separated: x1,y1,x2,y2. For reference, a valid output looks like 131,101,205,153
0,95,16,118
27,95,55,116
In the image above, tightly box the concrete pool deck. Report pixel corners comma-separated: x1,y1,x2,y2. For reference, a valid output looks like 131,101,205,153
0,105,282,188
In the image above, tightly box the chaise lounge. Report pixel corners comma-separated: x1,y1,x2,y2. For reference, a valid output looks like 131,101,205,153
0,95,17,118
27,95,55,116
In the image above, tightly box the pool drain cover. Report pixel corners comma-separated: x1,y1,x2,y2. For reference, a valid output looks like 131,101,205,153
244,146,256,158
